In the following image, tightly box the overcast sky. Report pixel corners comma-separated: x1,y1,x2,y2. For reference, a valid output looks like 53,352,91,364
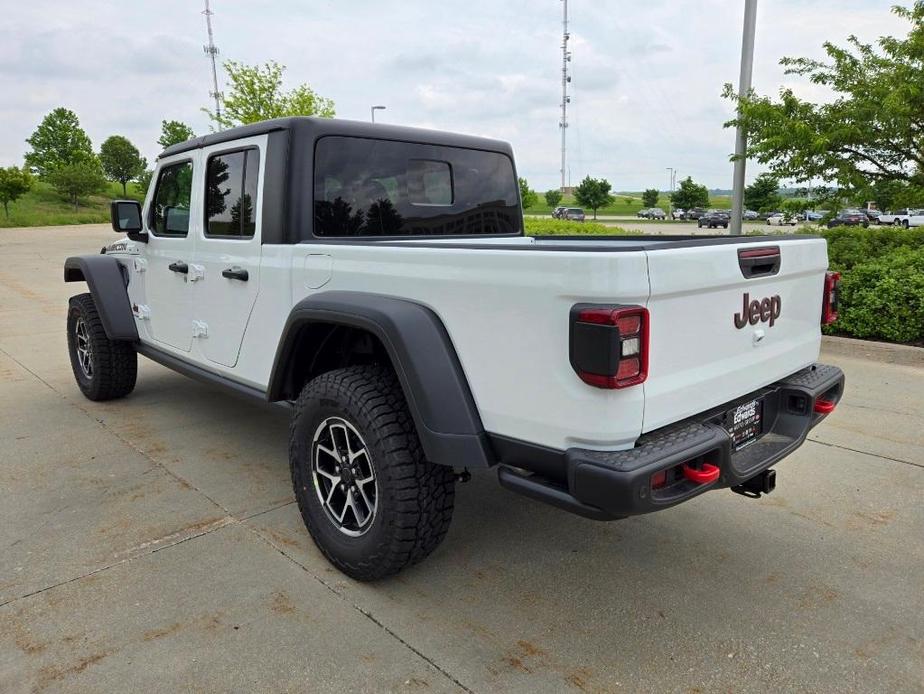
1,0,902,191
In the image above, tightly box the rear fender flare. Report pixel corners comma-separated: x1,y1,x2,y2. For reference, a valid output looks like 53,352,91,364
268,291,494,468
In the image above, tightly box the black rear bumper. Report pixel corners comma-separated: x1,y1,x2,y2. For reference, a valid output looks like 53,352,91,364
497,363,845,520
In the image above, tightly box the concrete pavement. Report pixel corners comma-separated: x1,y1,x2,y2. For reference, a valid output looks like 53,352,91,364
1,224,922,692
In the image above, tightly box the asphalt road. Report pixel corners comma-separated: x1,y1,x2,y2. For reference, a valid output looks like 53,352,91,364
2,225,922,693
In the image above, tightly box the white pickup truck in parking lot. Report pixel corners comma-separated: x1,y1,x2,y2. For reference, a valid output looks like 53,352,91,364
64,117,844,580
879,208,924,227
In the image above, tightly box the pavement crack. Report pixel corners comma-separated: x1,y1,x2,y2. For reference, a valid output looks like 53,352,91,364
247,527,475,694
239,499,296,521
0,344,235,517
806,437,924,470
0,518,235,610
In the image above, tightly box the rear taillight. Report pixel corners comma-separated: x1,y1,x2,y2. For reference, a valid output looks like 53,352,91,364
822,271,841,325
569,305,649,389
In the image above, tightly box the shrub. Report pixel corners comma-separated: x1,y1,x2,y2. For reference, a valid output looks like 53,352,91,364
524,218,631,236
830,247,924,343
820,226,924,270
796,226,924,343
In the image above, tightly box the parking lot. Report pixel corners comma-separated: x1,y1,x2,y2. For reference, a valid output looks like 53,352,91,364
2,224,922,692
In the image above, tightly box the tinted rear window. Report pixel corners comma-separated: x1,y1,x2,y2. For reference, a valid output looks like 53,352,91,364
313,136,520,237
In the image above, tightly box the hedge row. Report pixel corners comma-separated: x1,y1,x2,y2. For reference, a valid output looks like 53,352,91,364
523,218,631,235
814,227,924,344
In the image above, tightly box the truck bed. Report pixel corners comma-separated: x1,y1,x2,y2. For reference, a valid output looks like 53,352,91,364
245,232,828,453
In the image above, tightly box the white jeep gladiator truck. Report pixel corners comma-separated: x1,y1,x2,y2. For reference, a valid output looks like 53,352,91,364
65,117,844,580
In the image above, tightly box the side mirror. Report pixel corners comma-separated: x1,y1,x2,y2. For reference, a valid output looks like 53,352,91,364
110,200,147,242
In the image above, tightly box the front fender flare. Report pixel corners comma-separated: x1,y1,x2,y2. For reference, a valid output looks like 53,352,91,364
64,255,138,341
268,291,494,468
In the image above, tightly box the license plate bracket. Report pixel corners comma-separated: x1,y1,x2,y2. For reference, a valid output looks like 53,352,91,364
725,398,763,451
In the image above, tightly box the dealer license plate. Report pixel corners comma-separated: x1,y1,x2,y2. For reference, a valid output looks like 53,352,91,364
725,398,763,450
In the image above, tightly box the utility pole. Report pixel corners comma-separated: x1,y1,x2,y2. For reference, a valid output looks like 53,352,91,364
371,105,386,123
559,0,571,192
730,0,758,235
202,0,222,122
666,167,676,217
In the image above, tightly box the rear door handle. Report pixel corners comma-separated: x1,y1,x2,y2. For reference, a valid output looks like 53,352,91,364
168,261,189,274
221,266,249,282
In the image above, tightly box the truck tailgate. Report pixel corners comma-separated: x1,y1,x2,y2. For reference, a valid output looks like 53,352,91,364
642,237,828,433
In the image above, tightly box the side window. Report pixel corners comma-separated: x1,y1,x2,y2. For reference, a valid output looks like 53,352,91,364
151,161,193,236
205,149,260,238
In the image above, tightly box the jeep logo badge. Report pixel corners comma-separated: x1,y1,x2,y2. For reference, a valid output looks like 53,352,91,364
734,293,781,329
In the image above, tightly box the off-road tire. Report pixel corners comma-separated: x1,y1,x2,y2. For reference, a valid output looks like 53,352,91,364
67,293,137,401
289,365,455,581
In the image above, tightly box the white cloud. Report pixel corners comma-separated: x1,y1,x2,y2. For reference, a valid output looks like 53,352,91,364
0,0,904,191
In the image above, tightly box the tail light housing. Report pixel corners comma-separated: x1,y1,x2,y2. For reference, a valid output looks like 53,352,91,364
821,271,841,325
569,304,649,388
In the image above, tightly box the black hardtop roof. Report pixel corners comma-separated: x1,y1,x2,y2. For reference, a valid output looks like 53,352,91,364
158,116,513,159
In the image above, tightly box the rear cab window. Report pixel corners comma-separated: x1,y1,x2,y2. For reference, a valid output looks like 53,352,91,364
313,136,521,237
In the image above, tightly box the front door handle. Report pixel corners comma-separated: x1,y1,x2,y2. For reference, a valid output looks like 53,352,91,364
168,261,189,274
221,266,249,282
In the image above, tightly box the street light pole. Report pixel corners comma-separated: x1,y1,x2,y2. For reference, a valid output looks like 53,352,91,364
371,105,386,123
666,167,675,217
730,0,758,236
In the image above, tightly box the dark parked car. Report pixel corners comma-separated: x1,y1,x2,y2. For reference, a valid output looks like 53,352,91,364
563,207,585,222
685,207,706,220
697,210,730,229
827,209,870,228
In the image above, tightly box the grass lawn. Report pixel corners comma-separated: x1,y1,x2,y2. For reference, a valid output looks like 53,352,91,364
0,181,145,229
527,192,732,217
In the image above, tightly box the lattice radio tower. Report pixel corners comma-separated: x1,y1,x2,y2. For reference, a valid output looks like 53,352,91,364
559,0,572,191
203,0,223,120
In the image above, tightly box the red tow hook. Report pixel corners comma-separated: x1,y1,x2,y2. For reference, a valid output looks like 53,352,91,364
814,398,837,414
682,462,721,485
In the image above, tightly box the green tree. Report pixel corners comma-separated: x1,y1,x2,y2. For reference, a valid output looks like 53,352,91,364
544,189,562,208
205,60,335,129
99,136,147,196
744,173,782,212
782,198,811,216
47,159,107,211
0,166,33,217
857,178,916,211
642,188,660,208
724,2,924,200
518,177,537,209
158,120,196,149
24,108,94,177
670,176,709,210
137,170,154,197
574,176,614,219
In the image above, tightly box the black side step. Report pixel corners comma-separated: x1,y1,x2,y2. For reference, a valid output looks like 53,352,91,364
497,465,621,521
